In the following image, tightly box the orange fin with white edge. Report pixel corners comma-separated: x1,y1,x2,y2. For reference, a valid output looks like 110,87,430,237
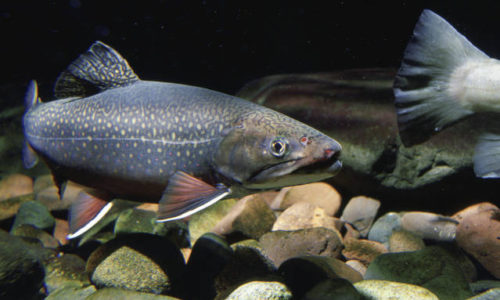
157,171,230,222
66,190,113,239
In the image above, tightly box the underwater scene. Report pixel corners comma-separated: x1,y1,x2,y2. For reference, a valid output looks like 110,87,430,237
1,1,499,299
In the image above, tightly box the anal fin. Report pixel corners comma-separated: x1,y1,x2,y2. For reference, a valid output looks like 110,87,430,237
67,190,113,239
22,142,38,169
157,171,230,222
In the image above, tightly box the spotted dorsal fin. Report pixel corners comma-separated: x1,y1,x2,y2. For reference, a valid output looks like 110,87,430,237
54,41,139,99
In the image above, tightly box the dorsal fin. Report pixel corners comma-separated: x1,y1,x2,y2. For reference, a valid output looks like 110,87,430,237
54,41,140,98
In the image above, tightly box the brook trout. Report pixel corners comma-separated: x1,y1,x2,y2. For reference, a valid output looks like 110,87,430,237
23,41,342,238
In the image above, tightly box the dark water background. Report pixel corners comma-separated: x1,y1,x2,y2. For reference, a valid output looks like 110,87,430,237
2,1,500,213
2,0,500,103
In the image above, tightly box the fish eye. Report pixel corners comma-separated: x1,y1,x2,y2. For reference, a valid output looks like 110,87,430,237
270,138,288,158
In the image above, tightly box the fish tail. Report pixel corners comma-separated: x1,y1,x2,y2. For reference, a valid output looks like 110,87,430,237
23,80,41,168
393,9,488,146
473,133,500,178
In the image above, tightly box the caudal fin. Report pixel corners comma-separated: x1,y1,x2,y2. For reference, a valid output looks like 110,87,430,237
473,133,500,178
23,80,41,169
393,9,488,146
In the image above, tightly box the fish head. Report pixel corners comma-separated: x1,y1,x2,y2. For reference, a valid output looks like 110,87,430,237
213,110,342,189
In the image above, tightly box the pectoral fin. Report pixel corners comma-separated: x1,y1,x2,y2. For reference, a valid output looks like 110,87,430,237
67,190,113,239
157,171,230,222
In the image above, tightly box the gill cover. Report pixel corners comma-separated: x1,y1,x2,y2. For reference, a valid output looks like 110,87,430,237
213,123,301,184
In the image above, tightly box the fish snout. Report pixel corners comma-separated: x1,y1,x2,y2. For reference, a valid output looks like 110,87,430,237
324,139,342,159
322,140,342,173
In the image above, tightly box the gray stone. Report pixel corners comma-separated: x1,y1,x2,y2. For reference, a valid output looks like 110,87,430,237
88,233,185,296
400,212,457,241
345,260,367,277
364,245,473,300
354,280,439,299
341,196,380,237
11,200,55,232
303,278,362,300
260,227,343,267
45,284,97,300
86,287,181,299
279,255,362,298
368,212,402,246
0,230,45,299
225,281,292,300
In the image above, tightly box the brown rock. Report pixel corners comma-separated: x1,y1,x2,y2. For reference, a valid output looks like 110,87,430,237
456,206,500,279
272,202,339,231
266,187,290,210
260,227,343,267
452,202,498,222
278,182,341,216
35,181,85,211
388,230,425,252
342,237,388,265
344,223,361,239
0,174,33,201
258,190,281,209
345,260,367,277
401,211,457,241
212,194,276,240
341,196,380,237
53,218,69,246
0,193,34,221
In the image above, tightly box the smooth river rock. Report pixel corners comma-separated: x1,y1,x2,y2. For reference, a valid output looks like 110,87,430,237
260,227,343,267
364,245,473,300
354,280,439,300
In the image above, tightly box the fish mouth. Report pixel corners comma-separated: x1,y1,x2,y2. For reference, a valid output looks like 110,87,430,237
244,150,342,189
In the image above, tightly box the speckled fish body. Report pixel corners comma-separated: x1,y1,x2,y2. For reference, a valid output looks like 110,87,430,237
23,41,342,238
25,81,258,199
